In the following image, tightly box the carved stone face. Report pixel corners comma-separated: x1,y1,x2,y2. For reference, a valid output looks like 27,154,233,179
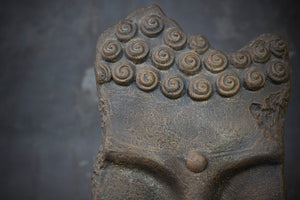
92,5,290,200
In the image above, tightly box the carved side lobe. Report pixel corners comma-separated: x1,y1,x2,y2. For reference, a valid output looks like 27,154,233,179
250,87,290,141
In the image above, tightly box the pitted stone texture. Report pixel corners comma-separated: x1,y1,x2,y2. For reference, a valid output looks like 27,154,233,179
93,4,290,200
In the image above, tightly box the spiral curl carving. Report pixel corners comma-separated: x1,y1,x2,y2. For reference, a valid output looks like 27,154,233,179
161,75,185,99
115,20,137,42
252,40,270,63
231,51,252,69
152,46,175,70
140,15,164,37
164,27,187,50
267,60,289,83
188,77,212,100
100,40,122,62
244,68,266,90
204,50,228,73
216,72,240,97
95,62,112,84
269,36,288,58
125,39,149,63
189,34,210,54
178,52,201,75
136,68,159,91
112,62,135,85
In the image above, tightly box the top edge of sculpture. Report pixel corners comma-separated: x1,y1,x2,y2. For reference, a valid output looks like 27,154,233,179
94,4,290,101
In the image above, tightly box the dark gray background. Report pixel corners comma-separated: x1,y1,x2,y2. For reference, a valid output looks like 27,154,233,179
0,0,299,199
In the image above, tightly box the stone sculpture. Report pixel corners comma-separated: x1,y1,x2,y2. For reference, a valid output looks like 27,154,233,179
92,4,290,200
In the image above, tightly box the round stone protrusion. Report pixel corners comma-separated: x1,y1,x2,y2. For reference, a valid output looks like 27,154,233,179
186,151,207,173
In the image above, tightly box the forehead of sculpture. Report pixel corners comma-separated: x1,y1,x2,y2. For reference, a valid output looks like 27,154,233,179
101,83,257,154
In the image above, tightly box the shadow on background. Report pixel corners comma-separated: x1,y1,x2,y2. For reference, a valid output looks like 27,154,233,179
0,0,299,199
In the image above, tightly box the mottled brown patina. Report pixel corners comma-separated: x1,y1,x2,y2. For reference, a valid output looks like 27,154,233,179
92,5,290,200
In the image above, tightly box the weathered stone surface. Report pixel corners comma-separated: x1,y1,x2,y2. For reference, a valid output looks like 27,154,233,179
92,5,290,200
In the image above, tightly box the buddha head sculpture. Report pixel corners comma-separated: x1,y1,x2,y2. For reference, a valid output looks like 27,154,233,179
91,5,290,200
